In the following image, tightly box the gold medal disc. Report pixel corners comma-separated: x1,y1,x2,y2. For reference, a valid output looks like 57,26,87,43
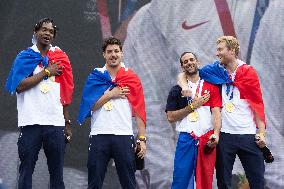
39,83,50,94
103,101,113,111
225,102,235,113
188,111,199,122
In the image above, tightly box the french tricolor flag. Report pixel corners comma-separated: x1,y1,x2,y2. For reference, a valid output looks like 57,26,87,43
6,47,74,105
199,60,266,127
77,66,146,126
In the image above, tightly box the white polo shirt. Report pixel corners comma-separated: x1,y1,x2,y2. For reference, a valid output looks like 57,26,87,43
221,60,256,134
176,79,222,137
90,67,133,135
16,45,65,127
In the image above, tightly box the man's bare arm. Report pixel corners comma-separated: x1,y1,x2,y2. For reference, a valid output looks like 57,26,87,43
211,107,221,137
254,112,266,148
135,115,146,159
207,107,221,148
167,93,210,123
17,62,62,93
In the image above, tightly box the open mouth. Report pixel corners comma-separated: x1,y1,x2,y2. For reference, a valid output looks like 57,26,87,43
43,36,50,43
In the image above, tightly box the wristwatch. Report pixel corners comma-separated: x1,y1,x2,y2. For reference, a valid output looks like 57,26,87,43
65,119,72,125
137,136,147,143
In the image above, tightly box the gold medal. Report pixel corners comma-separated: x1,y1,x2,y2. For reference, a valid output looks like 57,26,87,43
103,101,113,111
225,102,235,113
39,83,50,94
188,111,199,122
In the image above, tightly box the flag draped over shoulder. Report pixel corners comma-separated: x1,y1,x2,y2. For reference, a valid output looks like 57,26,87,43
233,64,266,127
77,67,146,126
199,61,232,84
47,48,74,105
77,69,115,125
5,48,48,94
114,67,146,125
199,60,266,127
5,46,74,105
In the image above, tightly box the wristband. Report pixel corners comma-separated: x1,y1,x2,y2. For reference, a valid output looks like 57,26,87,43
258,132,266,138
44,69,51,77
188,103,195,111
65,119,72,125
137,136,147,142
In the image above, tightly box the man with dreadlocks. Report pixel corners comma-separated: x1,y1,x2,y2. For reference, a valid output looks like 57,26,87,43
6,18,74,189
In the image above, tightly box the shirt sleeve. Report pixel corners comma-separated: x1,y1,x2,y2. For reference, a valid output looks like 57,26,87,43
165,86,181,112
209,84,222,108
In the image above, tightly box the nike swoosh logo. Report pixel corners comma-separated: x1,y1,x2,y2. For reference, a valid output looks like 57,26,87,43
182,20,209,30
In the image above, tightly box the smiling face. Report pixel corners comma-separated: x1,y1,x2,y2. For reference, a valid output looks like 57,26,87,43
216,36,240,66
216,41,233,66
180,52,199,75
34,22,55,48
103,44,123,68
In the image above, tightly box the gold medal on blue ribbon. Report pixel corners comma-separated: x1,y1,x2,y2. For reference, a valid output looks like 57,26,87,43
39,83,50,94
103,101,113,111
188,111,199,122
225,102,235,113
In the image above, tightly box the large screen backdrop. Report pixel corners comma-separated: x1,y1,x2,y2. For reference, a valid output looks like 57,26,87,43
0,0,283,188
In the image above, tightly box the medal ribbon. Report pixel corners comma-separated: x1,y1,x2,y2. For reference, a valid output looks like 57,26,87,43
187,79,202,105
226,74,235,100
226,84,234,100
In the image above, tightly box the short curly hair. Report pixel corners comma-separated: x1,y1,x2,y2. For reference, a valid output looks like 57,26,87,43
33,18,58,38
102,37,122,52
217,36,240,57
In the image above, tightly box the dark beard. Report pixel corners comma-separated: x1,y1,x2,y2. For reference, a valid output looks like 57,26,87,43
185,69,198,76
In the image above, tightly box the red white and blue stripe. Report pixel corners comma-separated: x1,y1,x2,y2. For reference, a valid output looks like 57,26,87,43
77,66,146,126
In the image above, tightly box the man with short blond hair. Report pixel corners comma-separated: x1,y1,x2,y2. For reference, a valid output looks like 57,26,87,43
213,36,266,189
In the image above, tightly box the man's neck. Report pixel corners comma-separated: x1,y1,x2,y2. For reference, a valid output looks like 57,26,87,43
37,44,50,57
186,73,200,83
224,58,238,74
106,64,121,78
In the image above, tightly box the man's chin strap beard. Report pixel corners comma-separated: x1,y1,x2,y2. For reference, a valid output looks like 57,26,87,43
185,70,198,77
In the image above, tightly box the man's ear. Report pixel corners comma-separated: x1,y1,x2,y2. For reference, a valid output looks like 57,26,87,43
229,48,235,57
197,61,201,68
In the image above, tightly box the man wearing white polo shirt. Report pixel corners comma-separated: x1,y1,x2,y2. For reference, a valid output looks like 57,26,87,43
77,37,147,189
213,36,266,189
5,18,74,189
166,52,222,189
